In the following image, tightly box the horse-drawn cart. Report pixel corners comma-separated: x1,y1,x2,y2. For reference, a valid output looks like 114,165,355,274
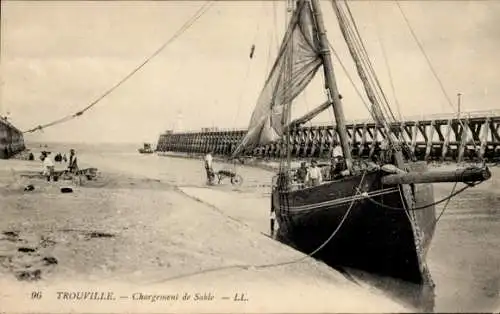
207,168,243,186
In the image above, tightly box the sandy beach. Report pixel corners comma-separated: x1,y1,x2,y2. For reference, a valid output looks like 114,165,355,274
0,152,414,313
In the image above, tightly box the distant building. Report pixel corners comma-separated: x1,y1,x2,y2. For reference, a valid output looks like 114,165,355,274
0,117,25,159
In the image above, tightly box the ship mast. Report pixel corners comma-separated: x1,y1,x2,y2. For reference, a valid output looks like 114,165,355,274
309,0,353,172
285,0,295,171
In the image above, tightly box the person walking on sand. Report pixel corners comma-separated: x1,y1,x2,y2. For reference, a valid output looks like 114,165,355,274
270,207,276,237
68,149,79,174
204,150,215,184
43,152,55,182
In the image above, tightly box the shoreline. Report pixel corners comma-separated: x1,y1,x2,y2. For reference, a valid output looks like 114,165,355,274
0,157,412,313
155,151,497,173
156,151,281,172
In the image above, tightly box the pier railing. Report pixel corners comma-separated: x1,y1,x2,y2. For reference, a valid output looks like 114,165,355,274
156,110,500,163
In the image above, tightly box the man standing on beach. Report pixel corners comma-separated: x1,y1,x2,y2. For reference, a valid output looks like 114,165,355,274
204,150,215,184
68,149,78,173
43,152,55,182
270,207,276,237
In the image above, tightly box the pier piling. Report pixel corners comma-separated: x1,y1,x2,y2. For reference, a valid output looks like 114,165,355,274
156,111,500,163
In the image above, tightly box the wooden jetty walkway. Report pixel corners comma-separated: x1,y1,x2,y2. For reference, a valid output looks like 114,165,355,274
156,110,500,163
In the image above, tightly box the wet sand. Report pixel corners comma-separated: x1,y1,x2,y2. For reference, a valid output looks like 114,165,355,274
428,170,500,313
168,156,500,313
0,156,410,313
107,151,500,312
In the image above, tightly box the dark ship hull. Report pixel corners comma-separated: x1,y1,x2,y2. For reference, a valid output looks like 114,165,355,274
272,162,436,284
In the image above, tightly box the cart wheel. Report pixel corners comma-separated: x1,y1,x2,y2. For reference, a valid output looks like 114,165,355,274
230,174,243,186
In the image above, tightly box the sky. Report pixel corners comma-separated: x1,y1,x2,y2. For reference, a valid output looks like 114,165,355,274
1,0,499,144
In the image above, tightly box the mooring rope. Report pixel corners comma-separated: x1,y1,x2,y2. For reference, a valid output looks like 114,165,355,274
149,171,367,284
364,180,482,211
434,181,457,224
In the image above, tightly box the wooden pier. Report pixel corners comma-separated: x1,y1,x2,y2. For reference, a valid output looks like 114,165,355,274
156,110,500,163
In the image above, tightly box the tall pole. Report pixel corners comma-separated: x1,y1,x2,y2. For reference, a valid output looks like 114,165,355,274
285,0,294,171
309,0,353,171
457,92,462,118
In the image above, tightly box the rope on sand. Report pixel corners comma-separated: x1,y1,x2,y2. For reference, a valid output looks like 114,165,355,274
148,172,368,284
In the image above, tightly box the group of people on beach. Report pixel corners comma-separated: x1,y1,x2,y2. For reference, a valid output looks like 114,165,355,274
41,149,79,182
199,141,400,238
202,144,351,188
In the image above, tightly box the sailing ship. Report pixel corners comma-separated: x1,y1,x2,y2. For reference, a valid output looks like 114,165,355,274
232,0,491,284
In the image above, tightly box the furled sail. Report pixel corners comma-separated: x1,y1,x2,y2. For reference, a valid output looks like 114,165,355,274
232,0,322,157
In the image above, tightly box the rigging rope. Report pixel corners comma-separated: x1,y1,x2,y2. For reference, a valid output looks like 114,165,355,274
394,0,479,151
371,1,402,120
330,38,412,159
332,0,417,159
394,1,454,112
332,2,394,127
340,1,398,122
265,0,280,74
265,27,275,76
332,2,400,145
328,44,369,107
233,0,267,127
272,0,279,52
328,42,372,117
23,1,214,134
365,180,481,211
227,1,268,170
303,90,313,128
